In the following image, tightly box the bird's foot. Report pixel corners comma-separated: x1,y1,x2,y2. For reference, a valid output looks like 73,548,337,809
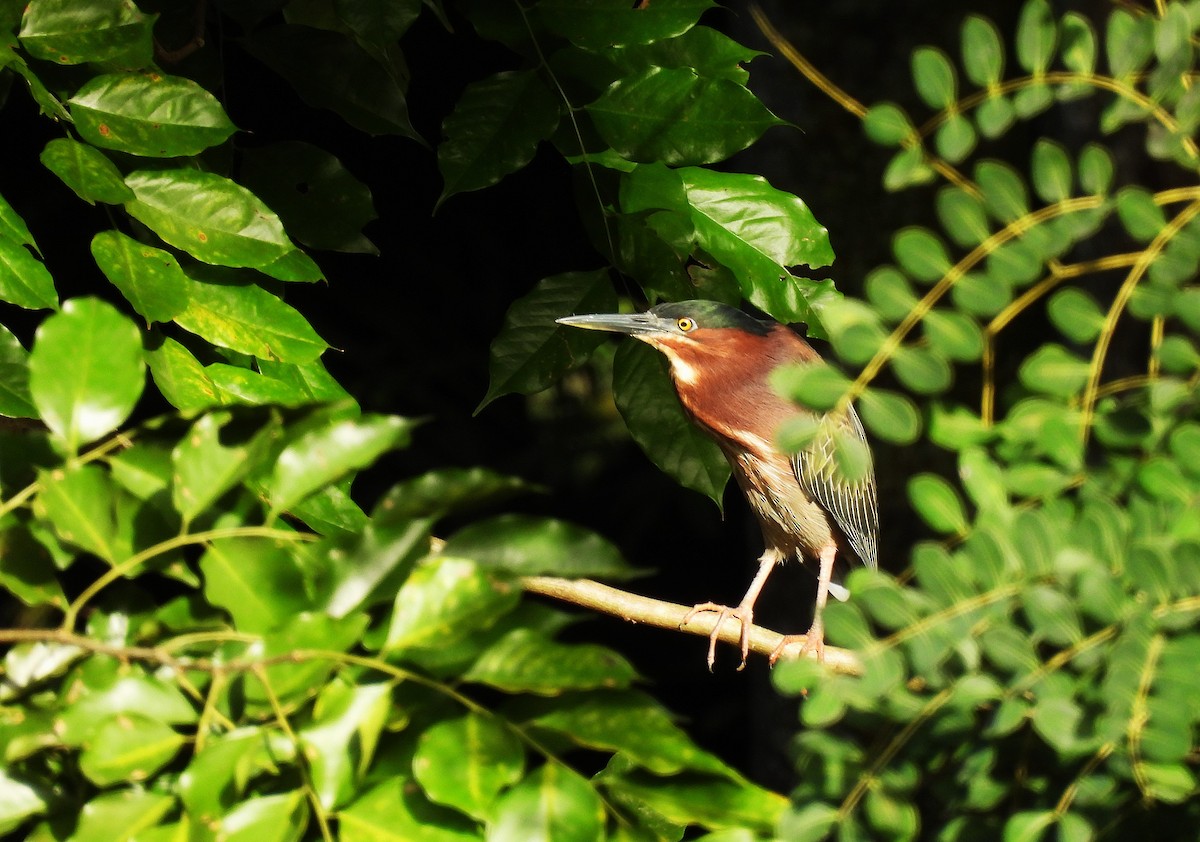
681,602,754,672
768,620,825,667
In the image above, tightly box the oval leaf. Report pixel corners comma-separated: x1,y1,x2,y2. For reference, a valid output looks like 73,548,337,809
39,138,133,205
907,473,968,534
91,231,189,324
29,296,145,453
413,713,524,821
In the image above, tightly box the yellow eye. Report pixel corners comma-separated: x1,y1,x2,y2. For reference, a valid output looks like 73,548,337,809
677,317,696,332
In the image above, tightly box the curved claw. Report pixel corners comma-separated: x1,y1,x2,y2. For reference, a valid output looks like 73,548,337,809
768,618,826,667
682,602,754,671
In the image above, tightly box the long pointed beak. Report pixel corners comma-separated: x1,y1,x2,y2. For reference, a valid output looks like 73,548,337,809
556,312,672,336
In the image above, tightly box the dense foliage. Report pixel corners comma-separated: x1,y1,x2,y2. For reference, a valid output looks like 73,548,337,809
0,0,1196,840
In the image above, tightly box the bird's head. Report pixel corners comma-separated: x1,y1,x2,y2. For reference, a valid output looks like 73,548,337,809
557,300,782,385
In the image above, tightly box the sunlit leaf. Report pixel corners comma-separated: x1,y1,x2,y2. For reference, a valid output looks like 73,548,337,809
301,679,391,809
908,473,967,534
0,234,57,311
339,778,478,842
19,0,153,65
464,628,636,695
28,297,144,453
35,463,117,562
443,514,638,579
199,537,314,633
487,763,604,842
39,138,132,205
78,714,184,787
413,713,524,820
91,231,189,324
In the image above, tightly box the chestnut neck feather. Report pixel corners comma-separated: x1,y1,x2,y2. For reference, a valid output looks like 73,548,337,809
659,325,819,448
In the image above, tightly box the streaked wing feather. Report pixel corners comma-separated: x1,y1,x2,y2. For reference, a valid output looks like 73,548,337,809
791,408,879,569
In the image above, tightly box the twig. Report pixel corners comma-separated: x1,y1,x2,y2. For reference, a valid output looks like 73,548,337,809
520,576,863,675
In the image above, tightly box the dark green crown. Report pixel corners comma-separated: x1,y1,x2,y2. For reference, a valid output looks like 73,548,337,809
648,300,770,336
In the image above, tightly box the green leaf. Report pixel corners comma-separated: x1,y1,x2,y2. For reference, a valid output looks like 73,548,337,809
0,770,47,836
487,763,604,842
1107,10,1155,78
936,113,977,163
124,169,292,269
976,94,1016,139
865,266,918,320
69,73,237,158
301,680,391,809
1021,585,1082,645
479,269,616,410
1116,187,1166,241
891,345,952,394
413,713,524,821
19,0,153,65
91,231,189,324
883,146,937,191
179,728,294,820
539,0,714,49
0,323,35,418
1078,143,1114,194
912,47,956,108
29,297,145,453
779,802,839,842
339,778,478,842
199,537,314,633
269,414,415,517
1015,0,1056,74
144,335,220,413
0,526,66,608
603,768,785,833
172,410,281,522
976,160,1029,223
443,515,637,580
858,388,921,445
69,790,175,842
35,463,118,562
530,689,732,778
218,791,308,842
381,556,520,653
961,15,1004,86
952,272,1011,316
1060,14,1097,75
173,270,327,363
863,102,915,146
205,363,312,407
464,628,636,695
78,714,184,787
0,233,57,310
1031,139,1071,203
924,309,983,362
0,192,37,252
622,164,834,324
239,141,378,255
1019,344,1089,396
770,360,850,412
438,70,560,204
604,25,765,84
39,138,133,205
246,24,420,141
908,473,968,534
893,227,952,282
590,67,783,166
58,669,197,745
1047,288,1104,343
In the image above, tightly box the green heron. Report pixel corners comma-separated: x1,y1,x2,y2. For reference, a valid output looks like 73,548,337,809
558,300,878,669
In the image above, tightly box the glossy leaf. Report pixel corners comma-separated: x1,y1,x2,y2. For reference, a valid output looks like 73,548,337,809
70,790,174,842
268,414,416,517
479,269,616,410
0,234,57,311
908,473,968,534
0,770,47,835
443,514,638,579
464,628,636,695
413,713,524,820
205,363,312,407
219,791,308,842
173,270,327,363
605,24,764,84
339,778,478,842
144,335,221,413
0,323,35,418
91,231,189,324
172,410,282,522
381,556,520,653
301,680,391,809
590,67,783,166
199,537,314,633
78,714,184,786
35,463,117,562
438,70,560,204
28,297,145,453
69,73,237,157
247,24,419,140
39,138,133,205
487,763,604,842
372,467,529,526
240,141,378,255
19,0,153,65
124,170,292,269
179,728,294,820
539,0,713,49
612,340,730,508
0,191,37,251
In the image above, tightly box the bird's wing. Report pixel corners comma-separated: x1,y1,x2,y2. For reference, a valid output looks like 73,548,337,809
791,407,879,569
